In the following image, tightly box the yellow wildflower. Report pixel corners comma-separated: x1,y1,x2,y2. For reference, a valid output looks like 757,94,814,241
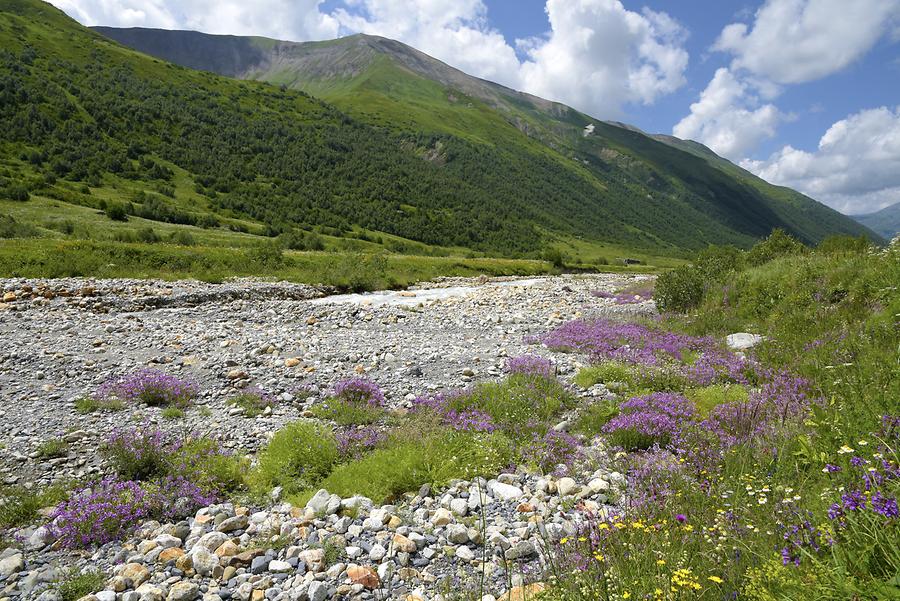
708,576,724,584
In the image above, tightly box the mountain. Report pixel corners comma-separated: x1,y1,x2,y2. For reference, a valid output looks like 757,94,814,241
0,0,877,264
91,26,879,250
851,202,900,240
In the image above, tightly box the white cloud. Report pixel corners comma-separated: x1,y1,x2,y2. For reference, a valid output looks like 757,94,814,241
51,0,690,119
49,0,340,41
517,1,689,116
715,0,900,84
742,107,900,214
672,67,783,159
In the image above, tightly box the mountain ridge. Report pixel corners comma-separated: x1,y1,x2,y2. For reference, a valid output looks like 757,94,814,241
0,0,878,264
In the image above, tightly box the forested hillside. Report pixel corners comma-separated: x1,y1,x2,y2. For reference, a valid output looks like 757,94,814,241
0,0,878,265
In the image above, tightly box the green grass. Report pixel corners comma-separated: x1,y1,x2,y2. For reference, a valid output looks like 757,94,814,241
74,396,125,414
0,238,554,290
684,383,749,416
574,362,688,393
572,401,620,437
227,392,274,418
308,400,382,426
36,438,68,459
250,421,338,497
307,429,514,504
57,570,105,601
0,485,68,528
161,406,185,420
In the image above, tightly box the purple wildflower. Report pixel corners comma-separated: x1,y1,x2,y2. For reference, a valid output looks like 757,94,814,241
505,355,556,379
97,369,197,407
333,377,385,407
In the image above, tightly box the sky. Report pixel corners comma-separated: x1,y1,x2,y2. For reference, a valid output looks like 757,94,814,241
49,0,900,215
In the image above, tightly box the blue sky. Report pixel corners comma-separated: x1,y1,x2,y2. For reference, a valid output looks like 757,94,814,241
51,0,900,214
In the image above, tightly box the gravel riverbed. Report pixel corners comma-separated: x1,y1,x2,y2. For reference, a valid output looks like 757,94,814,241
0,273,654,601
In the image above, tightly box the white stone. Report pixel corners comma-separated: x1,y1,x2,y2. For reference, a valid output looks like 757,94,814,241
726,332,762,350
488,481,523,501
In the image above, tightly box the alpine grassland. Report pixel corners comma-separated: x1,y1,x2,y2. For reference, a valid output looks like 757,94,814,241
539,233,899,600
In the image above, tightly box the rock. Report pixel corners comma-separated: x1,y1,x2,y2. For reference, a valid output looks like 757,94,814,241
456,546,475,561
158,548,185,563
298,549,325,573
284,357,301,367
96,592,116,601
216,515,248,533
556,477,579,496
166,582,199,601
498,583,546,601
726,332,762,350
267,560,292,573
195,532,229,552
119,563,150,587
449,498,468,516
214,540,239,557
0,552,24,577
136,583,166,601
27,526,53,549
392,534,417,553
369,543,387,561
155,534,182,549
445,524,469,544
347,565,380,589
2,292,15,302
307,581,328,601
505,540,536,560
191,548,220,577
489,481,523,501
587,478,609,494
306,489,340,516
430,508,453,526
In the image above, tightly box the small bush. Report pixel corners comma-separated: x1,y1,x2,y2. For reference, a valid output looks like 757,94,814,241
654,264,705,313
169,230,196,246
228,389,275,417
37,438,68,459
103,429,169,481
816,234,872,255
0,485,68,528
746,229,806,267
684,384,749,416
97,369,197,407
572,401,620,437
74,397,124,414
57,570,105,601
315,429,514,503
247,242,285,268
252,421,338,496
104,203,128,221
309,401,381,426
136,226,160,243
161,407,184,419
603,392,696,451
0,214,39,239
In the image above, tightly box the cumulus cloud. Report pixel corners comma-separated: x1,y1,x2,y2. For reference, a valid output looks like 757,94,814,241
715,0,900,84
49,0,340,41
50,0,690,119
672,68,783,159
517,1,688,117
741,107,900,214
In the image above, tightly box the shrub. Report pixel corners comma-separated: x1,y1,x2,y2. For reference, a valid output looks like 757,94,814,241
0,214,39,239
252,421,338,496
746,229,806,267
336,426,387,462
654,264,705,313
104,203,128,221
50,476,216,548
505,354,555,378
603,392,696,451
333,377,385,407
247,242,284,268
816,234,872,255
135,226,160,243
103,428,169,481
573,401,620,437
57,570,106,601
315,429,514,503
97,369,197,407
309,400,381,426
161,407,184,419
684,384,749,416
74,397,124,414
37,438,68,459
0,485,68,528
519,430,582,474
228,389,275,417
169,231,196,246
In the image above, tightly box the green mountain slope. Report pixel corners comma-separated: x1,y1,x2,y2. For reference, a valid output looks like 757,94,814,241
851,202,900,239
92,25,878,249
0,0,876,266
